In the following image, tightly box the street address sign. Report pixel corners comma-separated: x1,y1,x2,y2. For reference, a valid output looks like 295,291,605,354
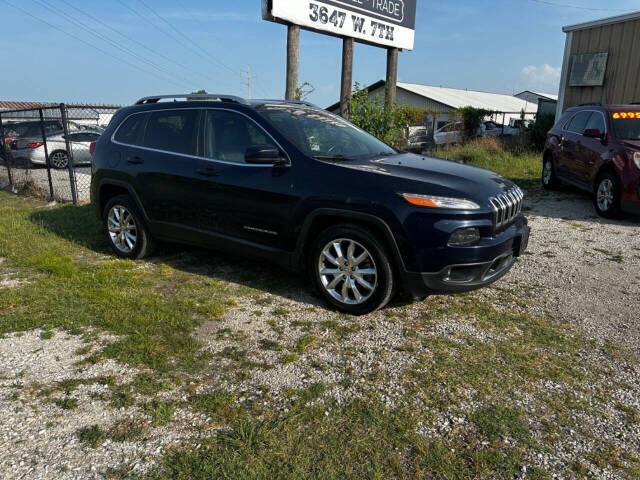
263,0,416,51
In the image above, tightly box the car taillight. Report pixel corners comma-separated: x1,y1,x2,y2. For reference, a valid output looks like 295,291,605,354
89,142,96,155
28,142,44,149
4,137,12,144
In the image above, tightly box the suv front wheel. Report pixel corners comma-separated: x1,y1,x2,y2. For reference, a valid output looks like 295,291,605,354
103,194,154,259
593,171,621,218
310,225,394,315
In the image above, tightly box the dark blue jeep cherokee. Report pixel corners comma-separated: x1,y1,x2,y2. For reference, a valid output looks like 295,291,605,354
91,94,530,314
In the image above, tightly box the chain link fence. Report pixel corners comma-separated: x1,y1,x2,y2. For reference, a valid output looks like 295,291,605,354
0,104,119,203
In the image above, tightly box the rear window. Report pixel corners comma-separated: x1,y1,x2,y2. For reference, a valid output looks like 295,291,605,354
114,113,147,146
144,109,199,155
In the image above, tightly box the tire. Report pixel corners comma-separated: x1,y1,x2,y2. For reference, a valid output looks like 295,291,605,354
309,224,395,315
50,150,69,169
103,194,154,259
541,152,558,190
593,171,621,218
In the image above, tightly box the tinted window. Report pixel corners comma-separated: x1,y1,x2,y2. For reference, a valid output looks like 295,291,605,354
584,112,606,134
566,111,592,134
144,110,199,155
613,118,640,140
115,114,147,146
204,110,277,163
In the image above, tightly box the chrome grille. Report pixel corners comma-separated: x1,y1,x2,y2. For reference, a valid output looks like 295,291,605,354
490,186,524,229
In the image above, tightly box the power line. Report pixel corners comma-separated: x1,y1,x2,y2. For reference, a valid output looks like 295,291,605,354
2,0,188,91
115,0,239,92
136,0,240,76
31,0,196,90
524,0,636,12
57,0,220,89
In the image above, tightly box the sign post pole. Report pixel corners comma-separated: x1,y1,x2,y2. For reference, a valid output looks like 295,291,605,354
386,47,398,107
340,37,354,118
285,24,300,100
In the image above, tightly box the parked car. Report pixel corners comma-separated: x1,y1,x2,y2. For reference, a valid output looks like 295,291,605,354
11,131,100,168
502,118,534,136
406,126,433,153
91,94,529,314
482,121,502,138
543,103,640,217
433,121,464,145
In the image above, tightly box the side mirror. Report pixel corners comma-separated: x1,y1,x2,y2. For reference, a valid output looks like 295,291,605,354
245,145,286,165
583,128,603,139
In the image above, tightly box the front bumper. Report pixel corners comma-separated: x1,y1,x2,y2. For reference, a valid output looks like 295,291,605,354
401,218,530,297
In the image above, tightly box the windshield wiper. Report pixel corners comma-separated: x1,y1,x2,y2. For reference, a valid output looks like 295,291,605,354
313,154,352,161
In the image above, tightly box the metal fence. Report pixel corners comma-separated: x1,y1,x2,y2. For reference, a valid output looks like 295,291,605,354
0,104,119,203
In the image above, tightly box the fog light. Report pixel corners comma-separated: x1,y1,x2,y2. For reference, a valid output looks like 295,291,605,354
448,227,480,246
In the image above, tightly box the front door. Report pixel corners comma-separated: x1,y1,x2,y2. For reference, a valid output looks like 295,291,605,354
192,109,297,250
575,111,607,185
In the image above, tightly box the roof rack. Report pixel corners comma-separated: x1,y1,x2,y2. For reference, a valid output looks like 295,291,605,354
577,102,603,107
134,94,248,105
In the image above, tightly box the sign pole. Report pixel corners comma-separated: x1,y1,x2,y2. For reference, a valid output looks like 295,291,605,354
340,37,354,119
386,47,398,107
285,24,300,100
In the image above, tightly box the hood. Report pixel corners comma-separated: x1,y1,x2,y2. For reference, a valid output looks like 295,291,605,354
619,140,640,150
336,152,515,205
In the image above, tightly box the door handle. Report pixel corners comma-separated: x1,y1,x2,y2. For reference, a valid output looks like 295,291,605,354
127,156,143,165
196,167,220,177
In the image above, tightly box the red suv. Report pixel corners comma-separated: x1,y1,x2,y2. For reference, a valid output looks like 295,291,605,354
543,103,640,218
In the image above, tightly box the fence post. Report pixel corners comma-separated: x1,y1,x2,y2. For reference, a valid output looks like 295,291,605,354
60,103,78,204
0,113,15,188
38,108,54,200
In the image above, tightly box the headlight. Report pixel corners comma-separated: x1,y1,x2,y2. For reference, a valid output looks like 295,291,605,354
401,193,480,210
633,152,640,169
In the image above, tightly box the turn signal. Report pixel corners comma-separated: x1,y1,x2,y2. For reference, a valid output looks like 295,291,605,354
401,193,480,210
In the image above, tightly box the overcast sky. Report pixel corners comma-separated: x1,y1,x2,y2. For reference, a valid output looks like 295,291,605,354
1,0,638,107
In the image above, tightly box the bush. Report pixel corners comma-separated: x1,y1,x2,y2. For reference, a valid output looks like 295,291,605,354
457,106,494,140
350,83,432,149
528,113,555,151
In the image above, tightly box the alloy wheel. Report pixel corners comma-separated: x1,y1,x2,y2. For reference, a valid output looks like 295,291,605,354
318,238,377,305
50,151,68,169
597,179,614,212
107,205,138,253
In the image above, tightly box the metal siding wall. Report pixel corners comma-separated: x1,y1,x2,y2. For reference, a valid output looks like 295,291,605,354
564,19,640,110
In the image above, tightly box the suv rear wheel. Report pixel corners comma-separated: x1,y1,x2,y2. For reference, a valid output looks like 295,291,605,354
103,194,154,259
541,153,557,190
310,225,394,315
593,171,621,218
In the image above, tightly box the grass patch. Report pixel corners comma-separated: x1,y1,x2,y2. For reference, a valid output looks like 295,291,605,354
54,396,78,410
77,425,105,449
435,137,540,188
143,399,177,427
0,191,241,374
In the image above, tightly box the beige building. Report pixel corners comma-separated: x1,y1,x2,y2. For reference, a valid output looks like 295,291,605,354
557,11,640,117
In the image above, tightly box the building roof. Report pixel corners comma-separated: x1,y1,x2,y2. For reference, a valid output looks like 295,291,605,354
563,10,640,33
515,90,558,102
327,81,539,114
0,100,121,112
397,82,538,113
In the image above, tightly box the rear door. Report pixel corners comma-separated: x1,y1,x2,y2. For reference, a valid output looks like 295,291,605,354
115,108,201,236
191,108,297,250
558,110,591,182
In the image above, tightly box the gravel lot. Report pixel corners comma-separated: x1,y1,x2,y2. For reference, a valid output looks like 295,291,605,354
1,186,639,479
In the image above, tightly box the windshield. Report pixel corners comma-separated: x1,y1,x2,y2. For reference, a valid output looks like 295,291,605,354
257,105,395,159
612,117,640,141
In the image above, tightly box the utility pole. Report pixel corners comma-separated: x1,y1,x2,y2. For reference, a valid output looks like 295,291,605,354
244,65,252,99
386,47,398,107
285,24,300,100
340,37,354,119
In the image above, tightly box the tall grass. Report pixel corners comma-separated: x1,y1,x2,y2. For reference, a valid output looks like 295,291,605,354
434,137,542,186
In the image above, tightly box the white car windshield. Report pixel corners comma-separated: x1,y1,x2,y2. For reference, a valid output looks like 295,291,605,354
257,105,396,159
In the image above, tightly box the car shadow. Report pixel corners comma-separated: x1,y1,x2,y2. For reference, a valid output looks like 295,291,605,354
30,204,416,311
523,184,640,226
